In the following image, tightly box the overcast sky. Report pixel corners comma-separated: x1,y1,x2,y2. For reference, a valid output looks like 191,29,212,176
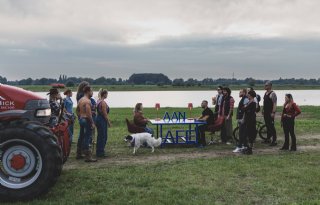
0,0,320,80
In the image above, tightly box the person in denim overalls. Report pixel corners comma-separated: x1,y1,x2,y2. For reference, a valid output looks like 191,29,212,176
96,89,111,158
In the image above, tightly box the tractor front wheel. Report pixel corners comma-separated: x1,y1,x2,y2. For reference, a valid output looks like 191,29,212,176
0,121,62,201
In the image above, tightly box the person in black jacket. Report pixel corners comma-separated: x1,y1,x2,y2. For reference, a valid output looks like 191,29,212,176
233,89,249,153
242,90,257,154
263,81,277,146
219,87,235,144
197,100,214,148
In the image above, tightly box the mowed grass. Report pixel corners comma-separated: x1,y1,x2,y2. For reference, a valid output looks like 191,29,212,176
6,152,320,205
4,106,320,205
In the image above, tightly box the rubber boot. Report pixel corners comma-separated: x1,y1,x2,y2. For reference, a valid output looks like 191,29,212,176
76,147,84,159
84,150,97,162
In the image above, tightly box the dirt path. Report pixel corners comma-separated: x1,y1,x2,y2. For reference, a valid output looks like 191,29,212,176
64,134,320,170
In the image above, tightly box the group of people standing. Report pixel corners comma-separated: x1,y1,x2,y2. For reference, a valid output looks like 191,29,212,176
197,81,301,154
48,81,111,162
196,86,236,147
76,82,111,162
47,80,302,159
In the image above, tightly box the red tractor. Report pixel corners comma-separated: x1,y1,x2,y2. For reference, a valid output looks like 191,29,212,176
0,84,71,201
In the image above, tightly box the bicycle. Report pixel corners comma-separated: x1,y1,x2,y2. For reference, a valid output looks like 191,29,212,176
233,121,267,143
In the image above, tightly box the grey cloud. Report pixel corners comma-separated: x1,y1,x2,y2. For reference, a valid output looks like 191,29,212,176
1,36,320,80
1,0,320,45
1,0,320,80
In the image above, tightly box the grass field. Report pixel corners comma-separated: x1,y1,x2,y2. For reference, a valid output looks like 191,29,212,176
3,106,320,205
17,84,320,92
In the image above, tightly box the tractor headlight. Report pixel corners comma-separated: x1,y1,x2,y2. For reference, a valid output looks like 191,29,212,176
36,109,51,117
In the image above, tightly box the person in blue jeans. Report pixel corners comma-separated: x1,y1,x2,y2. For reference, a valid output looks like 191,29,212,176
63,89,74,144
75,81,90,157
96,89,112,158
76,85,97,162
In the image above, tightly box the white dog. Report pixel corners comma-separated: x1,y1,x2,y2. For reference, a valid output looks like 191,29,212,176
124,133,162,154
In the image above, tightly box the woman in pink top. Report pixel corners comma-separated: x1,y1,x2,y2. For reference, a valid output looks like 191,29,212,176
280,94,301,151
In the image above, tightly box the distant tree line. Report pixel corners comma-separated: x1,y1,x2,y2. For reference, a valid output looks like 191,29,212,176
1,74,320,87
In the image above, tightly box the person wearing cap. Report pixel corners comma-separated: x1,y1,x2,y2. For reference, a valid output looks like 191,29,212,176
263,81,278,146
63,89,74,144
48,88,62,127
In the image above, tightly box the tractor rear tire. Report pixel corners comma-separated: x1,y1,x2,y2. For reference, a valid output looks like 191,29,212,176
0,120,63,201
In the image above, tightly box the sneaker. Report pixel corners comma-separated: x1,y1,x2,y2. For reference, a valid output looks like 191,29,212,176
233,147,243,153
269,141,278,146
208,140,216,145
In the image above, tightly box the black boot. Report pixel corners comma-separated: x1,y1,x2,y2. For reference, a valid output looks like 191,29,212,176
242,147,252,155
280,144,289,150
269,141,277,146
76,148,84,159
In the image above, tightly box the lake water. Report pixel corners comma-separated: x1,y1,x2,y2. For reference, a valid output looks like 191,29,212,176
37,90,320,108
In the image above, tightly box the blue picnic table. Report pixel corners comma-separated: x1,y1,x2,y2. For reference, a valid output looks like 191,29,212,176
150,119,207,146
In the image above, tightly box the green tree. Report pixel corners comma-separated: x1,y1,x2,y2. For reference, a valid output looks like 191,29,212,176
0,76,8,84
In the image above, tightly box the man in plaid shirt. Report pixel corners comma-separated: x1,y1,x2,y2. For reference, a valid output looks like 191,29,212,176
48,88,61,126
